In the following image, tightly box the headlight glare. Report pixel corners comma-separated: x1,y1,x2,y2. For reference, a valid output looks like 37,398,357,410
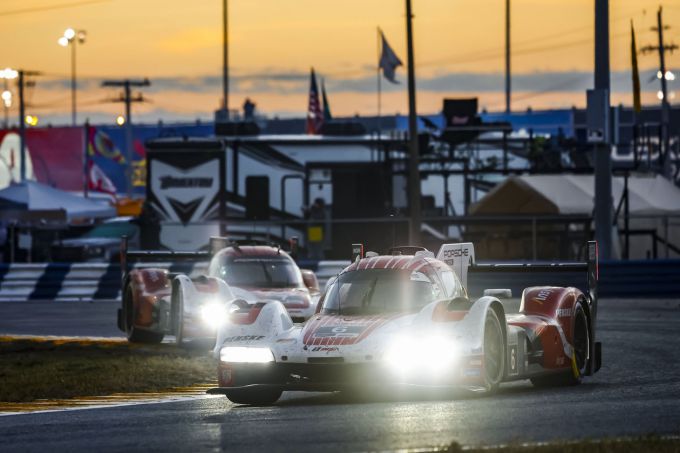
200,302,228,329
220,347,274,363
384,334,460,376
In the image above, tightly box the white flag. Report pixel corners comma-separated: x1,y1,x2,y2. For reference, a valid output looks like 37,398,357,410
379,30,403,84
88,160,117,195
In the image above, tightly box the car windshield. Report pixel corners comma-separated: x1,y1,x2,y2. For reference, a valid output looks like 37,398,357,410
218,257,302,288
84,222,137,239
322,268,440,315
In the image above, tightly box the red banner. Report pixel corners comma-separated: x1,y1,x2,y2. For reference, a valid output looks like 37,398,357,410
0,127,85,191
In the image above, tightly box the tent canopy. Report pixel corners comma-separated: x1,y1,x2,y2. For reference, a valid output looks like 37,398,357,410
0,181,116,221
470,174,680,216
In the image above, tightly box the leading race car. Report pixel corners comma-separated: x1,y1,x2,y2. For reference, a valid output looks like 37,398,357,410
208,241,601,405
117,237,320,345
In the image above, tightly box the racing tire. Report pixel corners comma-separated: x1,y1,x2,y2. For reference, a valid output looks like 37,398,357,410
224,388,283,406
172,289,187,347
482,308,505,393
123,285,163,344
531,299,590,388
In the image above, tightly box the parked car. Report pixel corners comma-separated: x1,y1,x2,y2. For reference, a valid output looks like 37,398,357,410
51,217,139,262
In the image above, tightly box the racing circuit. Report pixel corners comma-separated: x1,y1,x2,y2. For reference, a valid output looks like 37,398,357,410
1,296,678,451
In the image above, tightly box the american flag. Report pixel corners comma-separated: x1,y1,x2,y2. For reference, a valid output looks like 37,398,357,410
306,68,324,135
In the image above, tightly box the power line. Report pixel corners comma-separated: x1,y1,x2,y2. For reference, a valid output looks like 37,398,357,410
0,0,111,18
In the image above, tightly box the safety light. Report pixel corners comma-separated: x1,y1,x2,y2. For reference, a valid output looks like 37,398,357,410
25,115,38,126
116,115,126,126
1,90,11,108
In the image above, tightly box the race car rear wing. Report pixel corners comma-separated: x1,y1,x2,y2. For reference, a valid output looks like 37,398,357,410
119,236,231,276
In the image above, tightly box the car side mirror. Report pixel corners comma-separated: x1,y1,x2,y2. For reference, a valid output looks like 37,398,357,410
301,269,320,293
483,288,512,299
447,296,470,311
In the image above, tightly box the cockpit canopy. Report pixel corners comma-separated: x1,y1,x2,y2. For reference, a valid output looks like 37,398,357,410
321,268,447,315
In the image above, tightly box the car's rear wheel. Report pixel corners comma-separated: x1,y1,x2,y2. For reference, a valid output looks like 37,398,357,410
531,299,590,388
224,388,282,406
124,285,163,344
483,309,505,393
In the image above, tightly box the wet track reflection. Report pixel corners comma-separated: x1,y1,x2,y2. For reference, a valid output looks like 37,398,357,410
0,299,679,452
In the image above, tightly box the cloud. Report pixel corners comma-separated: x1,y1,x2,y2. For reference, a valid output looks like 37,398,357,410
35,67,661,96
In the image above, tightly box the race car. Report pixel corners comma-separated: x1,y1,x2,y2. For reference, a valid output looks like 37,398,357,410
116,237,320,345
207,241,601,405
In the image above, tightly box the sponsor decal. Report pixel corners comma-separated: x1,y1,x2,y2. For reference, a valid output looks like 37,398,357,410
313,325,366,338
441,248,469,258
223,335,265,342
557,308,573,317
311,346,339,353
150,160,220,224
160,176,213,190
534,289,553,303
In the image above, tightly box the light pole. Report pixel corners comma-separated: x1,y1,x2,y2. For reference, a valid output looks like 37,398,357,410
58,28,86,127
405,0,421,245
223,0,229,118
0,68,17,129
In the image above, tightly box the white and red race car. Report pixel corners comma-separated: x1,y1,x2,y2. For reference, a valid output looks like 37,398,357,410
208,241,601,405
116,237,320,345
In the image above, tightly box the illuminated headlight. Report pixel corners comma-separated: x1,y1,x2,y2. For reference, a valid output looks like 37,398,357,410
383,335,460,376
220,347,274,363
200,302,228,329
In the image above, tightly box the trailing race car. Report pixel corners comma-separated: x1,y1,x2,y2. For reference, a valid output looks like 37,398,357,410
208,241,601,405
116,237,320,345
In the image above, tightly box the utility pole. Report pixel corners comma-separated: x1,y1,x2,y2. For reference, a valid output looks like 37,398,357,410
505,0,511,114
641,7,677,178
405,0,421,245
223,0,229,118
593,0,612,260
101,78,151,198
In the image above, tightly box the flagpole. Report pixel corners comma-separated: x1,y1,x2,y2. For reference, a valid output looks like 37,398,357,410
377,27,382,136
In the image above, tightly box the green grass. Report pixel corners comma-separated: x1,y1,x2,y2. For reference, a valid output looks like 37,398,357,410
0,337,217,402
446,436,680,453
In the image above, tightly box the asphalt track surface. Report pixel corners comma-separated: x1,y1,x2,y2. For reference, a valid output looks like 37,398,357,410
1,298,680,452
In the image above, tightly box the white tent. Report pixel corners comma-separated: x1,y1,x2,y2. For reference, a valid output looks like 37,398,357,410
470,174,680,216
0,181,116,221
470,173,680,259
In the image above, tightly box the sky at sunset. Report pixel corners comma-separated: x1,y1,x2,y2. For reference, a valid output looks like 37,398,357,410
1,0,679,125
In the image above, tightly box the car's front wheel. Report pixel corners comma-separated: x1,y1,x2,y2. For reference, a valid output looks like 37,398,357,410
224,388,282,406
482,308,505,393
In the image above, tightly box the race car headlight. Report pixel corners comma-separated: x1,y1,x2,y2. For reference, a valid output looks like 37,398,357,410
383,334,460,376
200,302,228,329
220,347,274,363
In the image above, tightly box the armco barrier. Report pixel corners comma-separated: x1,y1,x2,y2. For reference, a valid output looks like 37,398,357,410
0,259,678,302
598,259,680,297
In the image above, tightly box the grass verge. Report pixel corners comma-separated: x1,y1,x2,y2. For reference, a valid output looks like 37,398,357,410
0,336,216,402
446,436,680,452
